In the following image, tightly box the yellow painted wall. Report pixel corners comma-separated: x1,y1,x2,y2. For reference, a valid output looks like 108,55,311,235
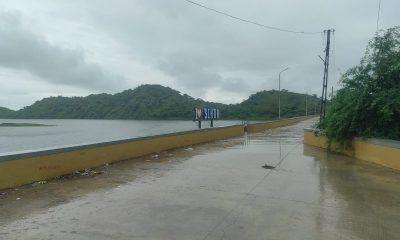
304,130,400,171
303,130,327,148
0,125,243,190
354,140,400,170
303,130,354,156
0,116,313,190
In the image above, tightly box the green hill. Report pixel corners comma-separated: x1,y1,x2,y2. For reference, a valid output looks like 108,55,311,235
0,107,16,118
223,90,319,120
0,84,319,120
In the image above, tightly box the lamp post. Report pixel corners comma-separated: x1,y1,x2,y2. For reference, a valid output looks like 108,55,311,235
305,94,308,116
278,67,289,119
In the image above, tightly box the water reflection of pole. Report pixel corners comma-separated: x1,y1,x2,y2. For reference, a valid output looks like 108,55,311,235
243,121,249,146
243,132,249,146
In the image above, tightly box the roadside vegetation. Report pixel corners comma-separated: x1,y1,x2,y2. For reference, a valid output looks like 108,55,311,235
317,27,400,143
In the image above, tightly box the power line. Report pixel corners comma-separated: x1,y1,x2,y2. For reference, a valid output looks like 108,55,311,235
183,0,322,35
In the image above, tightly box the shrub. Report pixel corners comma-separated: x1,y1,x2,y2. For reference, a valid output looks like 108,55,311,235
318,27,400,144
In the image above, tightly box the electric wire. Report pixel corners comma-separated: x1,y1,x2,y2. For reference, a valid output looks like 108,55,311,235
183,0,323,35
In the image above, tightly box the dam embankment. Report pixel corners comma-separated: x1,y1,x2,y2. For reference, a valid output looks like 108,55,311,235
0,116,315,190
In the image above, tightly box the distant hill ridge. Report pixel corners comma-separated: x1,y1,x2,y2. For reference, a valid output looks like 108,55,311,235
0,84,319,120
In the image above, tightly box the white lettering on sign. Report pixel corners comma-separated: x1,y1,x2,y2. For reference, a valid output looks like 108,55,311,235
193,107,220,121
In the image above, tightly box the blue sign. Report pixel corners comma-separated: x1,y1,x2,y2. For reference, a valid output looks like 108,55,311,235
193,107,220,121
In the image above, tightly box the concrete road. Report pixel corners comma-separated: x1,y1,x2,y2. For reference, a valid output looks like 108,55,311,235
1,119,400,240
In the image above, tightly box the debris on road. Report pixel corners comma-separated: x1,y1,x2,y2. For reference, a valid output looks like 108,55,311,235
262,164,276,169
32,180,48,186
74,169,104,177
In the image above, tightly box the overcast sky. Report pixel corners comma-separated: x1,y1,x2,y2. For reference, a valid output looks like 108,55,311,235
0,0,398,109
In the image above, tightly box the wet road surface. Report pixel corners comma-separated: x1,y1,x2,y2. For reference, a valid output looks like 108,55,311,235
1,119,400,239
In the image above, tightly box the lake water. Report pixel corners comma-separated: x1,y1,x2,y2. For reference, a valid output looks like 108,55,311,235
0,119,244,154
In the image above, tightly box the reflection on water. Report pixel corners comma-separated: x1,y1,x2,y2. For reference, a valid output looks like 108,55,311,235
303,145,400,240
242,132,249,146
1,119,399,239
0,119,243,154
0,136,243,225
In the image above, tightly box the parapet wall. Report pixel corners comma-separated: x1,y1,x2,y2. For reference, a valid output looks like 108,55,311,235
247,115,316,133
0,116,315,190
304,129,400,171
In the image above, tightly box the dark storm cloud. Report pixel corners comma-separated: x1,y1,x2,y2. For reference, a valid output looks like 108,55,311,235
80,0,334,97
0,11,125,91
1,0,399,108
158,52,250,95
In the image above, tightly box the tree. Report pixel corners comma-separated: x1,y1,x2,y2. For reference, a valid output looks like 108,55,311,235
318,27,400,143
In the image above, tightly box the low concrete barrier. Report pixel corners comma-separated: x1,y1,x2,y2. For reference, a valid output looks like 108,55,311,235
304,129,400,171
247,115,317,133
0,125,243,190
0,116,314,190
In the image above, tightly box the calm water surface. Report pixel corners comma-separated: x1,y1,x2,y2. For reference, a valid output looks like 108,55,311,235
0,119,244,154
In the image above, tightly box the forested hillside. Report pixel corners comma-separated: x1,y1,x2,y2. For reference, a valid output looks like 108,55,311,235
223,90,319,120
0,84,319,120
0,107,16,118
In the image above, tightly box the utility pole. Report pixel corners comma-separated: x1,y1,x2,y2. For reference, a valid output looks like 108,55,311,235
314,102,317,115
305,94,308,116
278,67,289,119
320,29,334,119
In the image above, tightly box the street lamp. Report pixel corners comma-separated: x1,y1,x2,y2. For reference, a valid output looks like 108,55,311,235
278,67,289,119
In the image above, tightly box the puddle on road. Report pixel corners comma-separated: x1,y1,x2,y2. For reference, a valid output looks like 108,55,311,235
0,136,245,224
1,120,400,240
